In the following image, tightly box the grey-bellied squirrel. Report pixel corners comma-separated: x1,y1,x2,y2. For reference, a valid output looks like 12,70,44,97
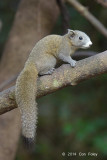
15,29,92,146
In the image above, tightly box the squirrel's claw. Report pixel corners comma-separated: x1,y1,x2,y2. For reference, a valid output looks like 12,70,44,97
70,60,76,67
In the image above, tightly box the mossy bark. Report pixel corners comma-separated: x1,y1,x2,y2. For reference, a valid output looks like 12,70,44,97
0,50,107,115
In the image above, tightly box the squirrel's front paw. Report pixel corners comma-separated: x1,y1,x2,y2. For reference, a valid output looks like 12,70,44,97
46,68,55,75
70,60,76,67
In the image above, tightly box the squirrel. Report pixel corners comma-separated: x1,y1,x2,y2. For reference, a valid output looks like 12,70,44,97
15,29,92,146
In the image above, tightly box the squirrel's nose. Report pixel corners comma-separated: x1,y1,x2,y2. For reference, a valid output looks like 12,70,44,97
89,41,92,46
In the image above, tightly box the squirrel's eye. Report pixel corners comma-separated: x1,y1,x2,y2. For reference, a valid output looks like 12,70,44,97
79,36,83,40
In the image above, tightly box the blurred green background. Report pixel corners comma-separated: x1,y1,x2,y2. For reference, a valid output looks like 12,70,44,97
0,0,107,160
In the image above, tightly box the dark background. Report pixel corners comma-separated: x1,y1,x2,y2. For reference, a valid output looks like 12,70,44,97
0,0,107,159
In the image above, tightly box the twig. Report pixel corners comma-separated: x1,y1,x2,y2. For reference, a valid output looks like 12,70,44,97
0,20,2,32
73,51,97,59
0,50,107,115
56,0,70,33
66,0,107,38
95,0,107,8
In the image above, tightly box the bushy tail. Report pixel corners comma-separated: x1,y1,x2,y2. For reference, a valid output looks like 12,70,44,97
15,62,38,147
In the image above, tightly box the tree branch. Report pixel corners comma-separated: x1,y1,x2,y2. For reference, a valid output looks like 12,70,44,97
95,0,107,8
0,50,107,115
0,19,2,32
56,0,70,33
0,51,97,91
66,0,107,38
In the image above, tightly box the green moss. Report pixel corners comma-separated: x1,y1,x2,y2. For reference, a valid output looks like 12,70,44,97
53,80,59,88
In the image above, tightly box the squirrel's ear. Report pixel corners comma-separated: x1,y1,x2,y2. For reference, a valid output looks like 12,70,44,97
67,29,75,38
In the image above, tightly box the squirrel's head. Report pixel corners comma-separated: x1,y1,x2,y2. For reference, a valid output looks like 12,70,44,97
67,29,92,49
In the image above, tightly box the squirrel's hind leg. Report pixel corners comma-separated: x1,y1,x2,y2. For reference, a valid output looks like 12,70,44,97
39,55,56,76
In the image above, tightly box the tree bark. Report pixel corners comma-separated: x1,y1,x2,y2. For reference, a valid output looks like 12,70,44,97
0,0,59,159
0,50,107,115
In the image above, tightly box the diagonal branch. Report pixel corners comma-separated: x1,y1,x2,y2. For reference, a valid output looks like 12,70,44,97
0,50,107,115
66,0,107,38
0,51,97,91
95,0,107,8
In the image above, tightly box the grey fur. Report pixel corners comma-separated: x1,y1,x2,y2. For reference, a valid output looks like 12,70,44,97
15,29,92,146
